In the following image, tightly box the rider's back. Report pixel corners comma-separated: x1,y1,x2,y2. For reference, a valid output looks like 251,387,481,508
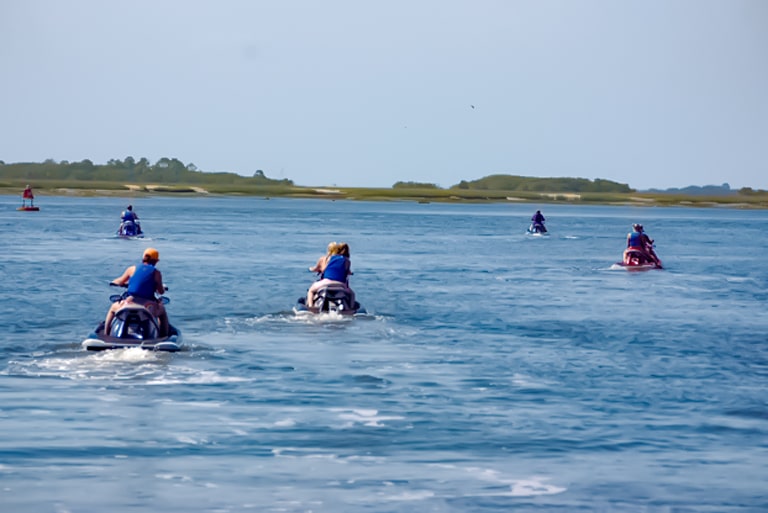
127,263,157,299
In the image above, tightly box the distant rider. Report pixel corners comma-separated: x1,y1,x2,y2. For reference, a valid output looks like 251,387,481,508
105,247,169,336
120,205,142,234
121,204,138,222
531,210,547,233
626,224,660,266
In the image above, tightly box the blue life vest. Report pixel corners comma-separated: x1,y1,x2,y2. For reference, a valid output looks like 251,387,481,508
127,263,157,299
322,255,348,283
628,231,642,248
122,211,136,222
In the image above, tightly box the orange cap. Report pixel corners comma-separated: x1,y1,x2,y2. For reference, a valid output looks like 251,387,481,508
143,248,159,261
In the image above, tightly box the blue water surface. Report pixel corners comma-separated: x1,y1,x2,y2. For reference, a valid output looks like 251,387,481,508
1,195,766,512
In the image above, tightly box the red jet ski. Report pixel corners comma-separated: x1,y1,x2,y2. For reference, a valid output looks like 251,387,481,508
614,246,663,270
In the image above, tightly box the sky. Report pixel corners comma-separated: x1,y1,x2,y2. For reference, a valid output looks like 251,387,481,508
1,1,766,190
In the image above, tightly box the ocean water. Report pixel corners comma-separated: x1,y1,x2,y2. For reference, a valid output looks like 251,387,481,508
0,195,766,513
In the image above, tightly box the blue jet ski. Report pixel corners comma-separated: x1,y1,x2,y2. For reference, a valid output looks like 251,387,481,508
82,289,181,351
117,220,144,238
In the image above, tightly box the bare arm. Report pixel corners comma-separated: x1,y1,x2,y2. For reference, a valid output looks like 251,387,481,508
111,265,136,286
154,270,165,295
309,255,328,273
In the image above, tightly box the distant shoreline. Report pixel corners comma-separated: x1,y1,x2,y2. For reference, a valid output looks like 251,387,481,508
2,184,767,209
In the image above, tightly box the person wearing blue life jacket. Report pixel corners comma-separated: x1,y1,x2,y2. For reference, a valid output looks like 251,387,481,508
121,205,138,222
306,242,354,306
119,205,142,235
104,247,169,336
626,224,660,265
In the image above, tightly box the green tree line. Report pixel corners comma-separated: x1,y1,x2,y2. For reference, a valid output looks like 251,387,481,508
3,159,764,196
451,174,633,193
0,157,293,186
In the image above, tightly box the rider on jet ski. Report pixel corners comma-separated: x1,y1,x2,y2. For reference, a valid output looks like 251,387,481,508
531,210,547,232
121,205,138,222
105,247,169,336
306,242,355,307
120,205,142,234
626,224,660,266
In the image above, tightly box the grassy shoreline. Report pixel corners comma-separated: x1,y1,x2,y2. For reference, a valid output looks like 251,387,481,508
2,181,767,209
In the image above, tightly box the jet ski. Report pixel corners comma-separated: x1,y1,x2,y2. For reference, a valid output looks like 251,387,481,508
82,289,182,351
527,222,548,236
295,284,366,315
613,246,663,271
117,220,144,238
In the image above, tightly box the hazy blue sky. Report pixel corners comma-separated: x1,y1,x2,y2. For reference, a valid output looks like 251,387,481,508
2,1,766,190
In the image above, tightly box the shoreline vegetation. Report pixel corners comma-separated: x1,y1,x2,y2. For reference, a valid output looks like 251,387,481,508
2,158,767,209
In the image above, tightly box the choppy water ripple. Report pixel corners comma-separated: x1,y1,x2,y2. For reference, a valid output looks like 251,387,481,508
0,196,767,512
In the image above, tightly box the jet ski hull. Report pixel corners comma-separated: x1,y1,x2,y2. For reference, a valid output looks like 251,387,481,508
295,285,366,316
117,220,144,239
82,304,182,351
82,331,182,351
611,262,661,271
526,223,548,236
613,247,663,270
